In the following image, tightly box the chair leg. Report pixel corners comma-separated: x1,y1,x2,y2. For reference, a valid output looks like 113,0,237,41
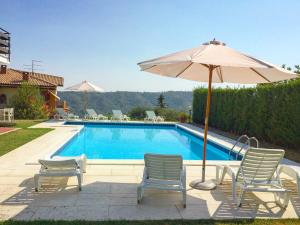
77,174,82,191
34,174,40,192
216,166,226,185
274,192,290,208
182,190,187,208
236,188,245,207
137,186,143,204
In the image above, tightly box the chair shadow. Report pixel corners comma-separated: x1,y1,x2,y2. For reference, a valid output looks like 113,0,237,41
211,178,300,219
0,176,209,220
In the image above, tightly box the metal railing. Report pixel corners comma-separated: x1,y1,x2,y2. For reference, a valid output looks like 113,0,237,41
228,134,259,160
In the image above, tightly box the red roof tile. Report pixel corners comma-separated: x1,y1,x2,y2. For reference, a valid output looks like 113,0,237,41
0,68,64,88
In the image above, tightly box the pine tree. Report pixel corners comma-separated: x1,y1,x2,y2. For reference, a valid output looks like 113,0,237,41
157,93,167,108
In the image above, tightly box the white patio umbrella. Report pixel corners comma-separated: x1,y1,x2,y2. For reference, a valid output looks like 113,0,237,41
137,39,298,190
65,80,104,112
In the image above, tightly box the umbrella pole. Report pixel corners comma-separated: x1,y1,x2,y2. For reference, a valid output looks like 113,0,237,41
189,65,216,190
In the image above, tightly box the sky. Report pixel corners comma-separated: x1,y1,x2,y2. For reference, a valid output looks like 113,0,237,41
1,0,299,92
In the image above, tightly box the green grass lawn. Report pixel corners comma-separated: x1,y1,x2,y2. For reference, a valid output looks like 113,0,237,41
0,220,300,225
0,120,53,156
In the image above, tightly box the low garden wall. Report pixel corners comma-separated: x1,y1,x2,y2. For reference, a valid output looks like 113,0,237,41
193,79,300,148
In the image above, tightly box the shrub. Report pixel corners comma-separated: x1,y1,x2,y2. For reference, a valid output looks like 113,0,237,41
128,107,150,120
155,108,183,122
192,79,300,148
10,82,48,119
178,112,189,123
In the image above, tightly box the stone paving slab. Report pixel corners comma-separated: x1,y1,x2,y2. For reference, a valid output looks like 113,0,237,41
0,120,299,220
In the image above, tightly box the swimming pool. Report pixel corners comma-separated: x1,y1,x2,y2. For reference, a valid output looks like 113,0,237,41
54,123,239,160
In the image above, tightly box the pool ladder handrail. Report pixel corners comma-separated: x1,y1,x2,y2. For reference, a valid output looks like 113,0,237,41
229,135,259,160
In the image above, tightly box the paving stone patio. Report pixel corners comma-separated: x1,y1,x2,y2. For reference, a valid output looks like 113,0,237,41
0,120,299,220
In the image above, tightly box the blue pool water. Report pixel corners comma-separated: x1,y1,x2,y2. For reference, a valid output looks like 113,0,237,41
54,123,237,160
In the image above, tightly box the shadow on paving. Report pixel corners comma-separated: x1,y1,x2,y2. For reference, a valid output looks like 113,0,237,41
0,177,299,220
211,180,300,219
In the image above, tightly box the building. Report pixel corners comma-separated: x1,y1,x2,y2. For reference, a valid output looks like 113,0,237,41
0,65,64,112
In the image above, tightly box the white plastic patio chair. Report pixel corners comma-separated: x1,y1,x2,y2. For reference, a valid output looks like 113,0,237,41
279,165,300,197
112,110,129,121
85,108,99,120
34,158,83,192
145,111,164,122
137,154,186,208
216,148,290,208
52,154,87,173
55,108,68,120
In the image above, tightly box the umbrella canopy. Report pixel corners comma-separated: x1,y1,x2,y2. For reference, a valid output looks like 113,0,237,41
65,80,104,92
65,80,104,113
138,39,297,84
138,39,298,190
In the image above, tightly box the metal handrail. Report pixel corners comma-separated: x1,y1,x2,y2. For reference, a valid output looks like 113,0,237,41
235,136,259,160
248,137,259,148
228,134,249,159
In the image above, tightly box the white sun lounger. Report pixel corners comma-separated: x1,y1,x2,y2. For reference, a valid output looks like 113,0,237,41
85,108,98,120
279,165,300,197
85,109,108,120
52,154,87,173
112,110,129,121
34,158,84,192
216,148,290,208
145,111,164,122
137,154,186,208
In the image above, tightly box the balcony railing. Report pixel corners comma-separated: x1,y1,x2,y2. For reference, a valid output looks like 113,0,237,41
0,28,10,64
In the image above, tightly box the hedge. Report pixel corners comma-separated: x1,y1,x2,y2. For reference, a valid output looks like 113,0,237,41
193,79,300,148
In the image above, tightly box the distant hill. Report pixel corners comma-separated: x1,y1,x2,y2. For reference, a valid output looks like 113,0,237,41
58,91,193,116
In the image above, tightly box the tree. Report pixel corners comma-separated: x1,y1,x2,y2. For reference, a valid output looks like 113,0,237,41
157,93,167,108
11,82,48,119
282,64,300,74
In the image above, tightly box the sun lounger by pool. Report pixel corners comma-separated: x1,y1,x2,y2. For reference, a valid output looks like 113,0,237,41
85,108,108,120
34,157,85,191
137,153,186,208
55,108,68,120
55,108,79,120
144,110,164,122
52,154,87,173
112,110,129,121
216,148,290,208
279,165,300,197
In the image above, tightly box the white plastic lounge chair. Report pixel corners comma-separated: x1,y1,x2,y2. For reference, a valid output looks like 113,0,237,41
52,154,87,173
216,148,290,208
34,158,83,192
85,108,99,120
55,108,68,120
67,112,79,120
279,165,300,197
145,111,164,122
85,109,108,120
112,110,129,121
137,154,186,208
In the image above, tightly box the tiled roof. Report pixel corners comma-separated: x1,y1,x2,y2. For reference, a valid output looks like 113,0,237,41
0,68,64,87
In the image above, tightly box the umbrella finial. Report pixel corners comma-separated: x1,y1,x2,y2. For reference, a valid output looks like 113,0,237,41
203,39,226,46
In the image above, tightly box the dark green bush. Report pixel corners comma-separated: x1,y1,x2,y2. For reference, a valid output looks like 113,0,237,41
193,79,300,148
10,83,48,119
0,122,16,127
155,108,182,122
128,107,150,120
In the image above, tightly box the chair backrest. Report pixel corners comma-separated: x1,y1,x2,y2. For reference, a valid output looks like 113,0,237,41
39,159,78,172
146,111,156,119
112,110,123,119
144,154,183,181
236,148,285,183
86,108,97,117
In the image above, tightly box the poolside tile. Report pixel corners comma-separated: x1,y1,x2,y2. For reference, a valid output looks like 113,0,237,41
108,205,181,220
0,120,299,220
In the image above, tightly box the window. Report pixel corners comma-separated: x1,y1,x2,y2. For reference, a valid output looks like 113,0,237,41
0,94,7,105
